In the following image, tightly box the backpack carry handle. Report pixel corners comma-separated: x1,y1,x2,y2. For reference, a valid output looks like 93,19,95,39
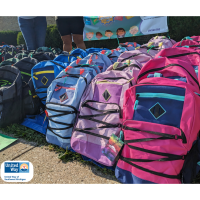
121,53,153,62
113,63,141,71
50,60,65,69
137,63,200,88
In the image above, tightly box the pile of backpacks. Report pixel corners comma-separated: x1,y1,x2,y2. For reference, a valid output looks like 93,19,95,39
0,35,200,184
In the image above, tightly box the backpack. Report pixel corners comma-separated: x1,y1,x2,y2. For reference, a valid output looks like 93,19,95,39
155,47,200,82
16,44,26,51
101,49,121,64
70,48,88,59
116,42,140,53
135,45,160,57
191,36,200,44
117,49,153,66
115,60,200,184
0,52,13,62
51,47,62,55
28,52,54,62
71,71,135,166
36,47,53,53
0,58,19,67
172,37,200,49
106,60,142,80
148,36,176,48
54,54,79,65
66,62,100,79
86,48,109,54
45,68,92,149
14,51,29,60
0,65,24,127
137,57,200,92
31,60,66,105
13,57,44,115
78,53,112,72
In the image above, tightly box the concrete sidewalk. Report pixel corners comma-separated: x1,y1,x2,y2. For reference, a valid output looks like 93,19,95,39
0,133,119,184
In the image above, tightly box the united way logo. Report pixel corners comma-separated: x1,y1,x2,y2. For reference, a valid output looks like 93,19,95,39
1,161,33,182
20,163,29,173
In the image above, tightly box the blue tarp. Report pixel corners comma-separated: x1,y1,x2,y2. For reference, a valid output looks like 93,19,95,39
21,113,48,135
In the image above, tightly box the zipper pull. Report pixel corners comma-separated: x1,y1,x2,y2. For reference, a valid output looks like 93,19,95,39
134,94,139,110
127,77,134,84
195,92,200,96
119,130,124,142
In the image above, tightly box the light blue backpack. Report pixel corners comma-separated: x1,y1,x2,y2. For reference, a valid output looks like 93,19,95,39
69,58,102,77
80,52,112,72
100,49,121,64
45,68,92,149
116,42,140,53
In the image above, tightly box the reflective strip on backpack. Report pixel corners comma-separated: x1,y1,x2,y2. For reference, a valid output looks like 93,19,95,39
136,93,185,101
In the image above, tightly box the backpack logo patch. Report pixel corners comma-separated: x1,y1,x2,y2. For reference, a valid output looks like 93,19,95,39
149,102,166,119
102,89,111,101
59,92,68,102
41,76,48,85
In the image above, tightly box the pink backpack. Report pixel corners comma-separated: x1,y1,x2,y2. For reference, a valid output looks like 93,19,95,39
116,75,200,183
106,60,142,80
137,57,200,92
191,36,200,44
155,47,200,83
71,71,134,166
117,49,153,66
172,39,200,49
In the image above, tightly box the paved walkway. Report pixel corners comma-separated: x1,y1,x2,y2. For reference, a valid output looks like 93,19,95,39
0,133,119,184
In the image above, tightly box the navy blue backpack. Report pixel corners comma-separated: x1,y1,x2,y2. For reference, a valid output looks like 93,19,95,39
31,60,66,104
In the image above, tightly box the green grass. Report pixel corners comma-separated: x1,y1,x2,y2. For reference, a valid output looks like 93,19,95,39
2,123,115,177
2,123,200,182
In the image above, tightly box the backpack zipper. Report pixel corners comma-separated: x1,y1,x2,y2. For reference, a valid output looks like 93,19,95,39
134,92,185,111
136,92,185,101
166,52,200,59
96,77,134,85
121,53,153,62
96,81,123,85
33,70,54,75
114,64,141,71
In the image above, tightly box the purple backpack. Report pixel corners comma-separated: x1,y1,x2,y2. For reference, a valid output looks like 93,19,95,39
148,36,176,48
71,71,134,166
106,60,142,80
117,49,153,66
137,36,177,57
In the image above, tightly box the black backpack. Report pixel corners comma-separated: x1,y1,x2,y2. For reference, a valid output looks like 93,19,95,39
0,65,24,127
28,52,55,62
0,58,19,67
1,52,13,62
13,57,44,115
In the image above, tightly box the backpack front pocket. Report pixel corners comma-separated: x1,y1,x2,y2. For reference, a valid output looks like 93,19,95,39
33,66,55,89
133,85,185,128
119,120,187,183
71,100,121,166
50,84,75,104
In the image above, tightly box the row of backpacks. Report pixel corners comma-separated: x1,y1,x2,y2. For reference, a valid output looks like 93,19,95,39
0,35,200,184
